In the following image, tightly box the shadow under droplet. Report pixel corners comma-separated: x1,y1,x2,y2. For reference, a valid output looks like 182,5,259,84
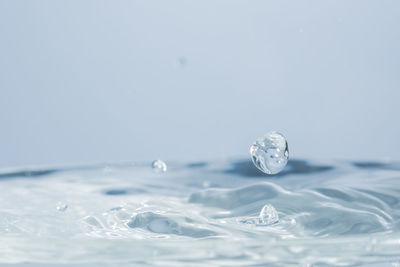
104,188,147,196
186,162,208,168
353,161,400,171
223,159,333,177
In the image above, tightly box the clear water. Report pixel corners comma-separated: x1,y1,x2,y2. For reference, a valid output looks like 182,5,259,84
0,159,399,266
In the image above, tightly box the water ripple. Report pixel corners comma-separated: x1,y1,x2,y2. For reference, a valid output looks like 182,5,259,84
0,159,399,266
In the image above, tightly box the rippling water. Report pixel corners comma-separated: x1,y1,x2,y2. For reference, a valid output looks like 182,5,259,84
0,159,399,266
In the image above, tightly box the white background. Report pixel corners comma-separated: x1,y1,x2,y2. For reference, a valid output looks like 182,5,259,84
0,1,399,167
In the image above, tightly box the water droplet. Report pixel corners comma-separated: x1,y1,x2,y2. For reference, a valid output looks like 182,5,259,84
152,160,167,173
56,203,68,212
250,131,289,174
257,204,279,225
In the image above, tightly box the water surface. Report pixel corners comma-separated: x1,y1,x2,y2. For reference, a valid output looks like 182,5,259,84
0,159,399,266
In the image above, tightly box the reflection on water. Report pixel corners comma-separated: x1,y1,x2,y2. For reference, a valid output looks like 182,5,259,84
224,159,334,177
353,161,400,171
0,159,399,266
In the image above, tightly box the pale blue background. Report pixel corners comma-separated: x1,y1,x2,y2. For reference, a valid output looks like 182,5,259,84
0,1,399,168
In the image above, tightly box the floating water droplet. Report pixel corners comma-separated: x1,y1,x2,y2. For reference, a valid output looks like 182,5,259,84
250,131,289,174
152,160,167,173
56,203,68,212
257,204,279,225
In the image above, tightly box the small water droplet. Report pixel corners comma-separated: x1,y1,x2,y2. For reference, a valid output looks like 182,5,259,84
250,131,289,174
257,204,279,225
56,203,68,212
152,160,167,173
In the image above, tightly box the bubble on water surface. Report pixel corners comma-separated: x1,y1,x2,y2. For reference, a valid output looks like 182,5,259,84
152,160,167,173
250,131,289,174
128,212,217,237
257,204,279,226
83,216,104,229
56,203,68,212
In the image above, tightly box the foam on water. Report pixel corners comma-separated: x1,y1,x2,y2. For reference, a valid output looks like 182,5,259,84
0,159,399,266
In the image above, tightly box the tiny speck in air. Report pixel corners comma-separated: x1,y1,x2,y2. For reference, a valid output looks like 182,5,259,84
178,56,187,67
